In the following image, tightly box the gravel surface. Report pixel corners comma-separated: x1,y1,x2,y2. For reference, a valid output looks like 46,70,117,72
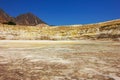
0,40,120,80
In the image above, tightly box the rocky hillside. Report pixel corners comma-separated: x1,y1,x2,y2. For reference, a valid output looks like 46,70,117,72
15,13,47,26
0,9,13,23
0,9,47,26
0,19,120,40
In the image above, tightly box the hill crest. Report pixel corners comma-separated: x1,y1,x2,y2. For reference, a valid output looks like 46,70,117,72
0,8,47,26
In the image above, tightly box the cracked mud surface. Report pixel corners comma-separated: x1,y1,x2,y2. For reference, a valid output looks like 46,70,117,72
0,40,120,80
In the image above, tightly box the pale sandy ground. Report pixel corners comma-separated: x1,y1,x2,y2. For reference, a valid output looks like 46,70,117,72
0,40,120,80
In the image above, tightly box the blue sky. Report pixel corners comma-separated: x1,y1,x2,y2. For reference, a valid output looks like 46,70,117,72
0,0,120,25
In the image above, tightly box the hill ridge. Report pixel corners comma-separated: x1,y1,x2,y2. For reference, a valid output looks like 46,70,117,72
0,8,47,26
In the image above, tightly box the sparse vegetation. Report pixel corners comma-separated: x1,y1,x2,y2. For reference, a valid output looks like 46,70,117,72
0,19,120,40
3,21,16,25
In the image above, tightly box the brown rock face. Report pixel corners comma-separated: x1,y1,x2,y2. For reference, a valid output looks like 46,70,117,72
15,13,46,26
0,9,13,23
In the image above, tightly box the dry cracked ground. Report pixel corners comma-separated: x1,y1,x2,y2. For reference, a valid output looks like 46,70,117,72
0,40,120,80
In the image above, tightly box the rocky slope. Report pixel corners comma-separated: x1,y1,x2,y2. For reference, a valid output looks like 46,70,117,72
15,13,46,26
0,19,120,40
0,9,13,23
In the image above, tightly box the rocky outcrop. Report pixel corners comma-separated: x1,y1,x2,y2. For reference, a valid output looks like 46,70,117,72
0,9,14,23
15,13,47,26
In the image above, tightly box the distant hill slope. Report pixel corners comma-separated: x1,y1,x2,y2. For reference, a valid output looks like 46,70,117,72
0,8,47,26
0,19,120,40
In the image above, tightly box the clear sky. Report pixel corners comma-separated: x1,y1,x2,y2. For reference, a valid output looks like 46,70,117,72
0,0,120,25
